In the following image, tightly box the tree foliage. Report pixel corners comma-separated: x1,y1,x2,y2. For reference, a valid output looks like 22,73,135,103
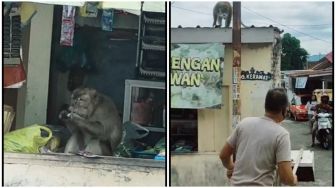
281,33,309,70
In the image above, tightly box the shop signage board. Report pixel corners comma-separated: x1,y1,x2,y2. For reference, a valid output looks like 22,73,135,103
170,43,224,109
241,67,273,81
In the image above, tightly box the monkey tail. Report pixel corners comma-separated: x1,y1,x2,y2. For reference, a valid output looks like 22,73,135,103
227,7,232,27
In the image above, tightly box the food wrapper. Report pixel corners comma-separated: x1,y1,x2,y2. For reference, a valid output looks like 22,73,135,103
60,5,76,46
101,9,114,31
80,2,99,17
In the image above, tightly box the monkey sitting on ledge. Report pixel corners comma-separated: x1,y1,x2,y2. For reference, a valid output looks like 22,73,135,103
59,88,123,156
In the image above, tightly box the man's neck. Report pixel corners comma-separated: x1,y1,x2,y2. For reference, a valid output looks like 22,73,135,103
265,112,283,123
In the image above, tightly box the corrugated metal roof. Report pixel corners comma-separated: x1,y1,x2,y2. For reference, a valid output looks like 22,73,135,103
173,25,283,34
171,26,280,43
310,51,333,70
287,67,332,77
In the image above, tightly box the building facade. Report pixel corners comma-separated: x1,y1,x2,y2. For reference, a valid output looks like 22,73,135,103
171,27,282,186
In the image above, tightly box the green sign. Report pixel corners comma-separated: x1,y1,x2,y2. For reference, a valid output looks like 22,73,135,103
170,43,224,109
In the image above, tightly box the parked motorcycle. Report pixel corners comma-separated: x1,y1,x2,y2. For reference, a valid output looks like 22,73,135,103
315,112,333,149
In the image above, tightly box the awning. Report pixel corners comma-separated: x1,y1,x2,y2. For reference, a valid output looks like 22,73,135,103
102,2,165,15
30,1,165,15
287,68,332,78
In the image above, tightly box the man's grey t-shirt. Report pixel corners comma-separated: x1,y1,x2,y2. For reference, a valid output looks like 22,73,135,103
227,116,291,186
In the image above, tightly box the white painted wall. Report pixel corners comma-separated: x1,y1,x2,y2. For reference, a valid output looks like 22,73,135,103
16,3,54,128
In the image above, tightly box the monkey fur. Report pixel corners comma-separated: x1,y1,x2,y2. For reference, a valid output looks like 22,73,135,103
213,1,232,28
59,88,123,156
213,1,248,28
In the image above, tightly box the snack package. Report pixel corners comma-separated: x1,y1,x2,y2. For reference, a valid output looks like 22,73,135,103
60,5,76,46
101,9,114,31
80,2,99,17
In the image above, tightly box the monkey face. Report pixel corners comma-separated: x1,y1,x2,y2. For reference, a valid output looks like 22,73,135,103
69,88,97,119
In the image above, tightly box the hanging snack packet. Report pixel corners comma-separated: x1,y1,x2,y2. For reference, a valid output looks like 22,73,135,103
80,2,99,17
60,5,76,46
101,9,114,31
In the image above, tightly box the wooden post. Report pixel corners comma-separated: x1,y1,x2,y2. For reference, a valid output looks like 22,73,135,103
232,2,241,128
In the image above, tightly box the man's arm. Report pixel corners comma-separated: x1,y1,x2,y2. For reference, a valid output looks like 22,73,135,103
219,142,235,170
219,142,235,179
277,161,298,186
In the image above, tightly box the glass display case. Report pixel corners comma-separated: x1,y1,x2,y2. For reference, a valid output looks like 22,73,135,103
123,79,165,132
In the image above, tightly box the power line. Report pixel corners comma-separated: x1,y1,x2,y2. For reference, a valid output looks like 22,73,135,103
171,5,211,15
171,5,331,44
284,24,330,27
243,21,330,28
172,6,330,27
242,6,331,44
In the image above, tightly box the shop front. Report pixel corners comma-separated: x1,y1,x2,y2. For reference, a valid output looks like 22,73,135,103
170,27,282,186
3,2,166,186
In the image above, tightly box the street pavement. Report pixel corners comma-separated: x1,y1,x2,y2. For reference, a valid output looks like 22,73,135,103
282,118,333,186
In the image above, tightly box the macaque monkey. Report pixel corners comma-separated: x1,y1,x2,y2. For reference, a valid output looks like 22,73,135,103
213,1,232,28
59,88,122,156
213,1,248,28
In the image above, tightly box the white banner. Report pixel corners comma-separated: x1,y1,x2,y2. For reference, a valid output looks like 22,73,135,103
295,77,308,88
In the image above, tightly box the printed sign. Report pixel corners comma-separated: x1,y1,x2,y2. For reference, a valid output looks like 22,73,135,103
170,43,224,109
241,67,272,81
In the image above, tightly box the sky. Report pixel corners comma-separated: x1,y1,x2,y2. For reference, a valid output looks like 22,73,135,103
171,1,333,56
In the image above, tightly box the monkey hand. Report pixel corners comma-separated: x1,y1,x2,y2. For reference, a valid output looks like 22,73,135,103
71,112,86,120
59,110,71,120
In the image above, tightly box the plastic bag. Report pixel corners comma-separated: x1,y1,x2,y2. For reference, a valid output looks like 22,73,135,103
4,124,52,153
114,121,149,157
80,2,99,17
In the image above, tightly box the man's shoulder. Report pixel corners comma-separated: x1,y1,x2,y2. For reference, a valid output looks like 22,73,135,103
241,116,260,122
241,116,274,123
277,125,290,135
240,117,289,133
239,117,271,127
238,117,259,126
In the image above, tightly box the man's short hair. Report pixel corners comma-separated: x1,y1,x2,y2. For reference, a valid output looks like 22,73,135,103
265,88,289,113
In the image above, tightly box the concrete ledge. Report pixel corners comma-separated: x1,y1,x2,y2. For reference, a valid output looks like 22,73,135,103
4,152,165,186
4,152,165,168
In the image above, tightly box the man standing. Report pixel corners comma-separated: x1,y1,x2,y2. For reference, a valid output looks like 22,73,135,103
219,88,297,186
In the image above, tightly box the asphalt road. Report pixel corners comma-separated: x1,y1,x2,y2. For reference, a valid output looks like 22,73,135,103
282,118,333,186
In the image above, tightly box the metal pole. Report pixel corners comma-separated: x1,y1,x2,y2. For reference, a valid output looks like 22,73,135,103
232,2,241,128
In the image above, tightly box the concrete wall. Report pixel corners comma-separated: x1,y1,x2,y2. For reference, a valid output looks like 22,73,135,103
16,3,54,128
171,153,230,186
197,43,274,153
240,43,274,118
4,153,165,186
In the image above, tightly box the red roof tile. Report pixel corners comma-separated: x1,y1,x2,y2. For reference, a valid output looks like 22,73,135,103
325,51,332,63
